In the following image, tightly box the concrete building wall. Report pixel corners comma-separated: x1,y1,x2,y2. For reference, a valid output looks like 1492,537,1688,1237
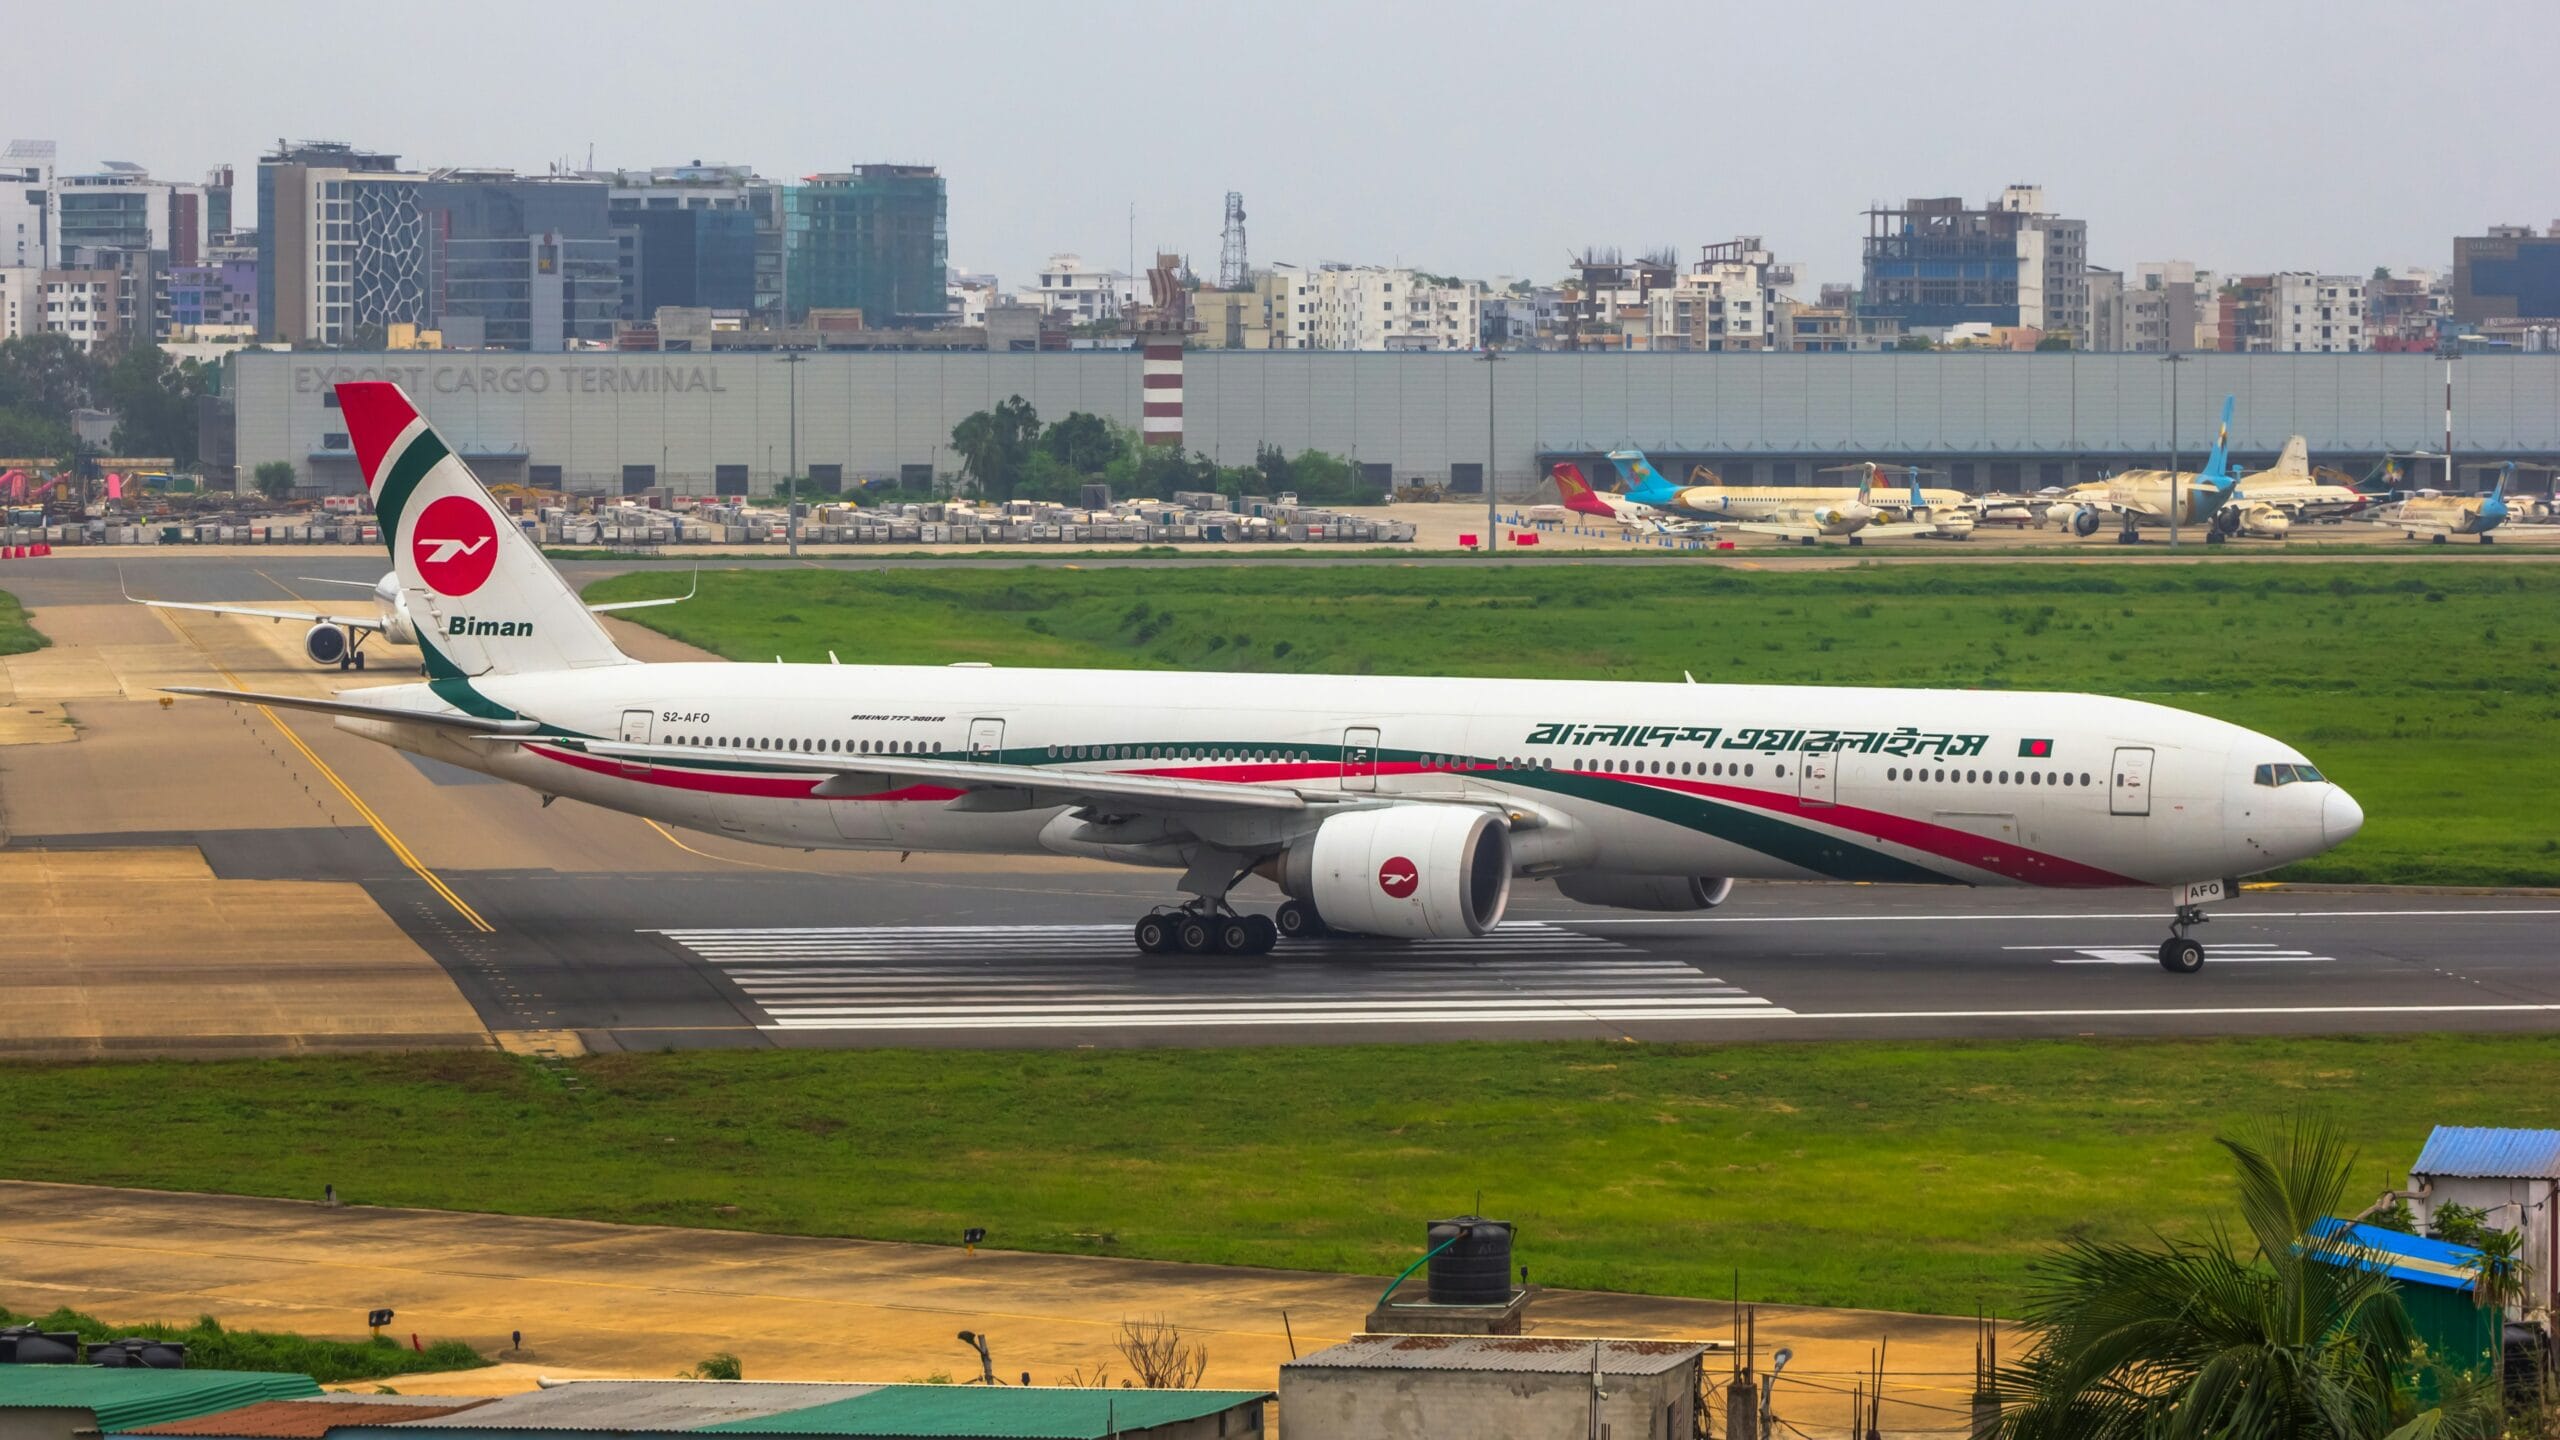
236,350,2560,496
1279,1365,1695,1440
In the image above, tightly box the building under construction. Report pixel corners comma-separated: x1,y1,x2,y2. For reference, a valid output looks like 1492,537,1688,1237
1861,186,2087,339
782,165,948,327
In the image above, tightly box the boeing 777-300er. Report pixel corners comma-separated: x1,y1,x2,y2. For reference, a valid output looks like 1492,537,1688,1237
169,382,2367,973
131,569,692,670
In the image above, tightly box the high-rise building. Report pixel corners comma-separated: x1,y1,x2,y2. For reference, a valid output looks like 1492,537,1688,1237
1028,253,1130,324
584,162,779,324
2453,223,2560,325
783,165,949,326
1648,237,1795,352
257,140,422,343
1,140,53,271
423,173,618,351
2265,272,2366,353
167,243,258,331
1861,185,2088,341
1272,264,1482,351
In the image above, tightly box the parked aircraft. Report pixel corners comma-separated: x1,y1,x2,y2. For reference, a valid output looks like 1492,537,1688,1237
167,382,2367,972
2370,464,2514,544
131,569,693,670
2052,397,2286,542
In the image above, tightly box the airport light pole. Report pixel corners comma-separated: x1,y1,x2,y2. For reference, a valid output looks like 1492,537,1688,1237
780,352,807,558
1480,345,1503,554
2162,352,2186,551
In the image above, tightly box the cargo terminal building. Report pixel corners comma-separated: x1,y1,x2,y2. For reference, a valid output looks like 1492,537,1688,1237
233,351,2560,498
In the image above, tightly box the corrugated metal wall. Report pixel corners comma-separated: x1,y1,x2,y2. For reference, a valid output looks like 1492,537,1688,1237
236,351,2560,494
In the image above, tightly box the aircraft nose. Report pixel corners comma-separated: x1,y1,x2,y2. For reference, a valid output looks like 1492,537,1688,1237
2323,787,2365,848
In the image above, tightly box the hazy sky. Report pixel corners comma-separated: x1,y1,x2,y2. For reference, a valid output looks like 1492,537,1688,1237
22,0,2557,294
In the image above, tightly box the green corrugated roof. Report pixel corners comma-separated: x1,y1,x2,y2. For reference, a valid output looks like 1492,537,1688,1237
0,1369,324,1432
704,1386,1269,1440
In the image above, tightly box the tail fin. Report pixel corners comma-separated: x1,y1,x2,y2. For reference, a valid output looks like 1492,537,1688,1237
2200,395,2237,489
1907,468,1929,512
1549,462,1616,517
1609,449,1680,506
2272,435,2310,477
338,381,631,678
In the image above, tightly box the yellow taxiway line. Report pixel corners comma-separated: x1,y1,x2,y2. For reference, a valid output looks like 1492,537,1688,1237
151,608,494,933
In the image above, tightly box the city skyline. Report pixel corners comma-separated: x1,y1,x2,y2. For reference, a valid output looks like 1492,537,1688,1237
17,0,2556,297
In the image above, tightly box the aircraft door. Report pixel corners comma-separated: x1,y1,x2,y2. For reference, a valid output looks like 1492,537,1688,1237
968,717,1005,758
1342,726,1381,791
618,708,654,776
1797,749,1838,807
2110,747,2155,817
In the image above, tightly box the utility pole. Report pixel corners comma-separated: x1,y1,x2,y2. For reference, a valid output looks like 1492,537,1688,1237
2442,347,2459,492
2163,351,2186,551
780,351,806,558
1480,346,1504,554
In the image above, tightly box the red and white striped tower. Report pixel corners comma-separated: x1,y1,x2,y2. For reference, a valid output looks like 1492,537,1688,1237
1141,340,1184,447
1134,252,1195,448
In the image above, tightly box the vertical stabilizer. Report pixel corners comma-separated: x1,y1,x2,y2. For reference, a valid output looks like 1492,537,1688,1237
337,381,632,678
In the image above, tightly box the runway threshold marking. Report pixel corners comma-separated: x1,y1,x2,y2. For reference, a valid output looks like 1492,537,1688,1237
648,921,1791,1031
149,607,493,933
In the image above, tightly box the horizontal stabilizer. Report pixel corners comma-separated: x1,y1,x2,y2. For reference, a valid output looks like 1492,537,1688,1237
163,686,540,734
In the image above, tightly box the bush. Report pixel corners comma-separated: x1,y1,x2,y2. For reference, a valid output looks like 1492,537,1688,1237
0,1303,488,1383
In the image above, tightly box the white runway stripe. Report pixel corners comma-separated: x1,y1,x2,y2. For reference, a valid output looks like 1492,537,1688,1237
646,921,1790,1031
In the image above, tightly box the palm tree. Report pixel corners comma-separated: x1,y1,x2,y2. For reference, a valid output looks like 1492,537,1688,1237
1993,1114,2499,1440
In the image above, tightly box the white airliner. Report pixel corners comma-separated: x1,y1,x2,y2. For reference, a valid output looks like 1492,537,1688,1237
132,567,692,670
170,382,2366,974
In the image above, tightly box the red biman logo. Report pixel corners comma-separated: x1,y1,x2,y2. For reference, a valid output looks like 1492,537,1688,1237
409,494,501,597
1378,857,1419,900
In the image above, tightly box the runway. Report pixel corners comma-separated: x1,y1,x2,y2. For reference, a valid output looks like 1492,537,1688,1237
7,552,2559,1055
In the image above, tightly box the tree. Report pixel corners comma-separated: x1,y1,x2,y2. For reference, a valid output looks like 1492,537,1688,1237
2035,335,2074,351
1993,1113,2499,1440
1042,410,1120,474
949,395,1042,502
252,461,297,503
1115,1317,1207,1389
102,344,209,467
0,333,103,420
1895,334,1937,352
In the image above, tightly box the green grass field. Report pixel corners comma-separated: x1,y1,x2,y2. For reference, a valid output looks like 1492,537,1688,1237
586,561,2560,887
4,1038,2551,1316
0,587,45,655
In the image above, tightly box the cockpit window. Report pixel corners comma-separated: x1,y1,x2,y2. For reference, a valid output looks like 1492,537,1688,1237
2254,762,2327,788
2293,763,2323,783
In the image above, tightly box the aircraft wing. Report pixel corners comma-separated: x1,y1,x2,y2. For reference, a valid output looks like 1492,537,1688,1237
530,737,1333,816
1723,522,1824,541
133,597,383,631
587,570,697,614
1849,524,1945,542
2088,498,2168,520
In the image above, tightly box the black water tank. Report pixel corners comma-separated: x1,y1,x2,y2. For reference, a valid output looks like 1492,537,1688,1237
1,1327,82,1364
89,1338,185,1369
1425,1216,1514,1306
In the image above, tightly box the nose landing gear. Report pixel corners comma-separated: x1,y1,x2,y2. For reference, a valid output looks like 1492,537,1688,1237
2156,882,2230,973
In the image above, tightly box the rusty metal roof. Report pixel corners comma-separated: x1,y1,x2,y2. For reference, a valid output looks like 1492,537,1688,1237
1284,1334,1708,1375
130,1400,487,1437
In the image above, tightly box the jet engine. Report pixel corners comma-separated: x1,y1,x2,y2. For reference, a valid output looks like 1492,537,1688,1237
304,623,350,667
1554,873,1734,912
2069,505,2103,537
1267,805,1511,939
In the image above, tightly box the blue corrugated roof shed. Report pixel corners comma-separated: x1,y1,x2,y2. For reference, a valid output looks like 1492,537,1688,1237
2309,1219,2483,1292
0,1369,323,1432
2412,1126,2560,1179
704,1386,1271,1440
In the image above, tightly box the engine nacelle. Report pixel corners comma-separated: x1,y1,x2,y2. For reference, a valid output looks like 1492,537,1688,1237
2069,505,2103,537
304,623,348,666
1273,805,1511,939
1554,873,1734,912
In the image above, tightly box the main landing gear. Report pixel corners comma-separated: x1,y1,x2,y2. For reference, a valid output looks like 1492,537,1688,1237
1134,904,1280,956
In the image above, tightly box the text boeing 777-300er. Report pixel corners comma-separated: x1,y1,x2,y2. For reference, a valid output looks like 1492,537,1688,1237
172,382,2365,974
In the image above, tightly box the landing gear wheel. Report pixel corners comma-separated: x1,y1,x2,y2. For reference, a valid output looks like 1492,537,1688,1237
1211,916,1253,955
2116,529,2141,545
2482,533,2497,545
354,651,367,670
2206,529,2227,545
1275,899,1324,941
1847,535,1864,547
1242,914,1278,956
2158,936,2206,974
337,655,353,671
1174,915,1212,954
1134,915,1173,955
